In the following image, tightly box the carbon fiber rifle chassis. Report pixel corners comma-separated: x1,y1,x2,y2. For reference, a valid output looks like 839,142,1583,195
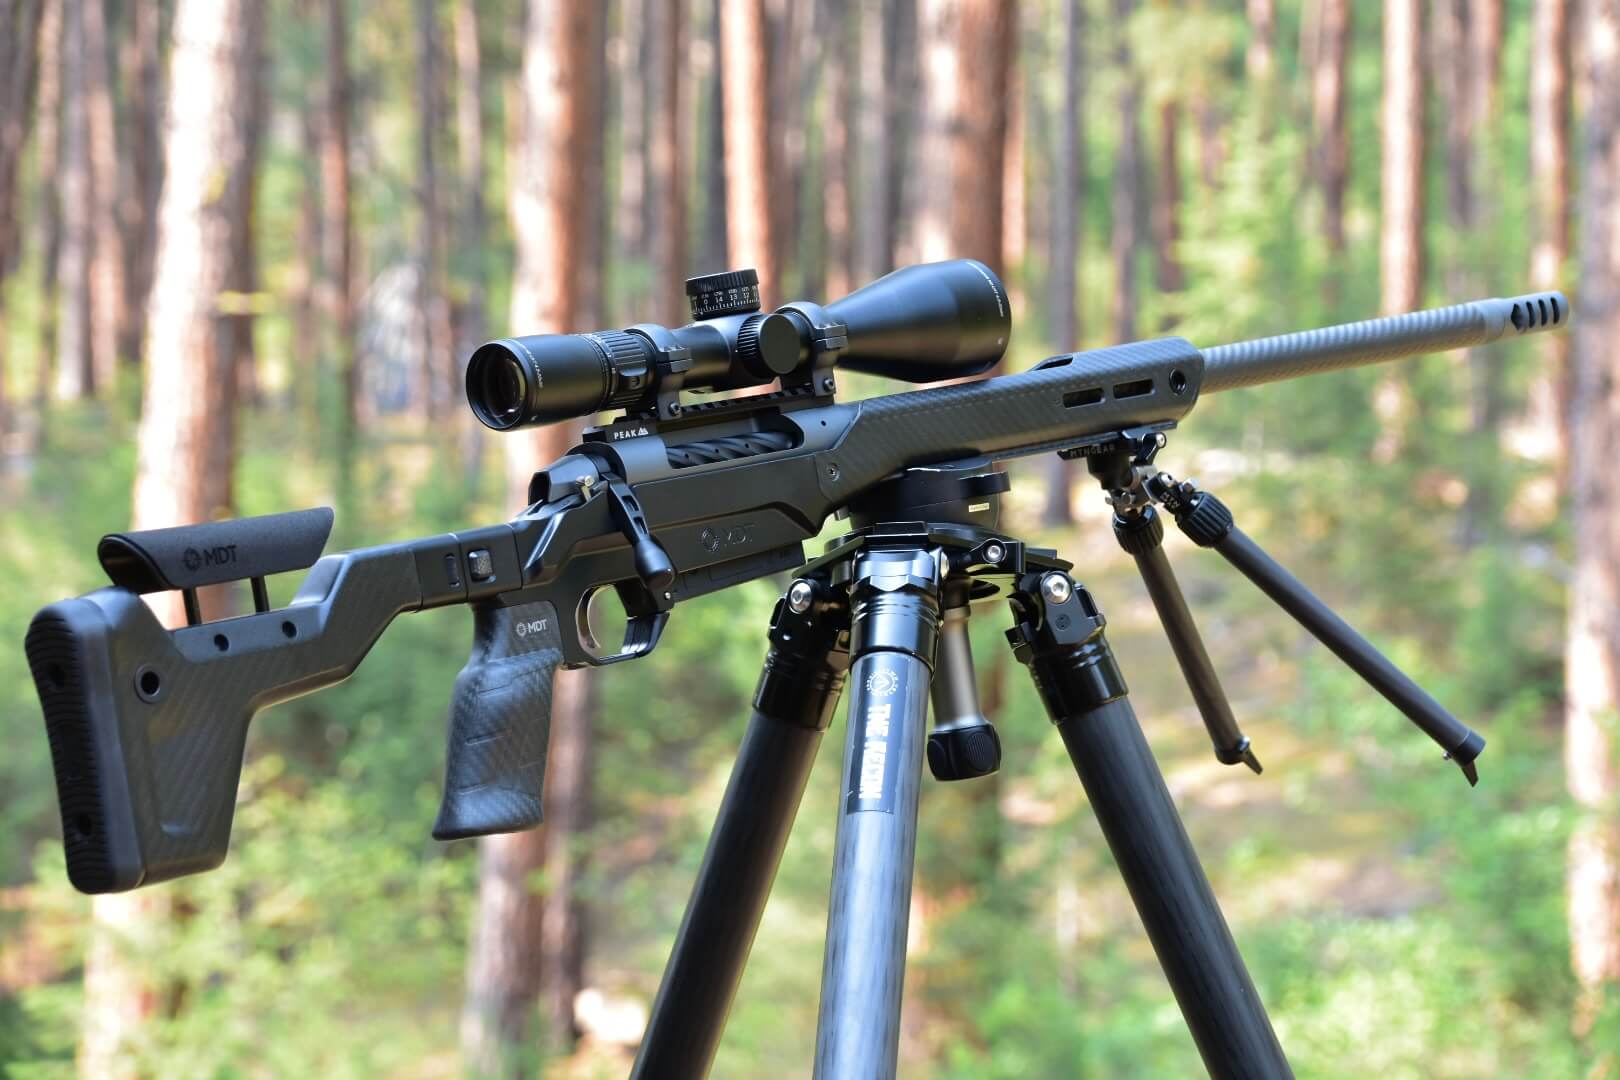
25,290,1567,891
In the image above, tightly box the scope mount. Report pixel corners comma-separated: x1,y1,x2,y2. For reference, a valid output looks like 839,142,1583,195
583,303,848,444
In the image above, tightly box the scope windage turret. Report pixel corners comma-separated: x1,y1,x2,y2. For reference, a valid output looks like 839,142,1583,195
465,259,1011,431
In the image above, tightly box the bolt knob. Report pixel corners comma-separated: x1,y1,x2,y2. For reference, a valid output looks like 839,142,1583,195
685,268,762,320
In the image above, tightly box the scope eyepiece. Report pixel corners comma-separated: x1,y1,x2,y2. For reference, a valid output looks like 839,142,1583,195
466,259,1013,432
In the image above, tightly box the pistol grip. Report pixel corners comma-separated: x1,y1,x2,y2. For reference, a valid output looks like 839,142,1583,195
432,597,562,841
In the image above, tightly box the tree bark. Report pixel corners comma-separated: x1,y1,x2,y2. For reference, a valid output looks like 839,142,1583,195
0,0,45,436
1111,0,1143,345
1527,0,1573,476
1566,0,1620,1038
1380,0,1425,314
0,0,45,284
615,0,647,320
321,0,358,508
1151,99,1184,299
1247,0,1276,84
821,0,853,300
85,4,263,1073
465,2,606,1070
647,0,688,325
33,0,61,410
1311,0,1350,259
720,0,775,301
854,0,890,282
1374,0,1425,462
413,0,455,421
697,0,727,273
452,0,487,482
1043,0,1083,527
54,0,92,400
913,0,1016,279
118,0,162,369
83,0,124,385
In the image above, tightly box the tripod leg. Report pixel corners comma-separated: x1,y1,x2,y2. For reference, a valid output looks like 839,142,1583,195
814,547,942,1080
633,580,849,1079
1010,571,1293,1079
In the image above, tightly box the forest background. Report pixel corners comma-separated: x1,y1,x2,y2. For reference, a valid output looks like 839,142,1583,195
2,0,1620,1076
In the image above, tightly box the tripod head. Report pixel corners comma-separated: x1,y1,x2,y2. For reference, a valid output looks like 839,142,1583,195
23,258,1569,893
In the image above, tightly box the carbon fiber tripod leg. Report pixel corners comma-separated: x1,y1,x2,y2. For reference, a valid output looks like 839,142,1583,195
633,579,849,1079
1009,569,1293,1080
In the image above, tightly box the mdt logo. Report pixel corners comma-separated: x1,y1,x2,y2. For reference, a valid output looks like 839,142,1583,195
182,545,238,572
700,523,755,553
514,618,550,638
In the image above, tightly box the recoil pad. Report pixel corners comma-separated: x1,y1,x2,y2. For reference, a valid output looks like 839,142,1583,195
433,596,562,841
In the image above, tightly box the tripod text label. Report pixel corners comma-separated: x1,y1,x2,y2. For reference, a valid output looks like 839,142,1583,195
847,672,903,815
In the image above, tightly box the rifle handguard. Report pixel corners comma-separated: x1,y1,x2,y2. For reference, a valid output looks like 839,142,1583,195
432,596,563,840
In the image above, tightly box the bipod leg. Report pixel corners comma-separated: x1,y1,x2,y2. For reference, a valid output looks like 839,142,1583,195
1008,568,1292,1079
1148,473,1484,784
1114,503,1262,773
633,576,849,1079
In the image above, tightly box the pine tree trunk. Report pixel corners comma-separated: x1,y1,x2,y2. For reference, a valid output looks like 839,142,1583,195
83,0,124,385
1527,0,1572,476
854,0,890,281
1247,0,1276,84
615,0,646,320
321,0,358,504
697,0,727,274
953,0,1015,278
1043,0,1083,527
720,0,775,301
1151,99,1184,300
913,0,1015,278
84,4,263,1073
0,0,45,283
1111,0,1143,345
0,0,45,437
54,0,92,400
646,0,687,325
33,0,61,411
452,0,487,482
118,0,162,369
223,5,267,434
1381,0,1425,314
465,2,606,1070
413,0,455,421
1566,0,1620,1039
1311,0,1350,260
821,0,853,300
1374,0,1425,462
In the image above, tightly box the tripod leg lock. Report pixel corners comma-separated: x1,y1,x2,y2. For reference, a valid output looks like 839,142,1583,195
1007,573,1128,720
754,577,851,732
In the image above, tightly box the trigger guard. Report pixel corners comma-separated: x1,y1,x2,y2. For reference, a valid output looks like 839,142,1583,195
572,580,669,667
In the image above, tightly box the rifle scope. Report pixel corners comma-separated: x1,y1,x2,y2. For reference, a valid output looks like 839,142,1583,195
465,259,1011,430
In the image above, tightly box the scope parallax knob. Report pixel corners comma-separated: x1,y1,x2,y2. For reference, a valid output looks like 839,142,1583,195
736,312,803,378
685,268,763,320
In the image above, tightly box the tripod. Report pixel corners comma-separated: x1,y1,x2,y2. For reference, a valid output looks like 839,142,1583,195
629,433,1485,1079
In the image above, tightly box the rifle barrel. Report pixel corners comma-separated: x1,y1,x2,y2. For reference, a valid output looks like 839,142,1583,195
1200,292,1570,394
